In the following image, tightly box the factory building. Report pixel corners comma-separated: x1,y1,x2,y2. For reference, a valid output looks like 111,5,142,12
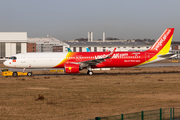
64,32,153,52
27,43,36,52
64,41,152,52
27,37,69,52
0,32,27,58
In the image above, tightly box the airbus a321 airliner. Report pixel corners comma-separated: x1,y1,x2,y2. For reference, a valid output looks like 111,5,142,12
3,28,175,76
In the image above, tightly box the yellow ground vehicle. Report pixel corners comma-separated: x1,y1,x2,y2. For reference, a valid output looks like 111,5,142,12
1,69,33,77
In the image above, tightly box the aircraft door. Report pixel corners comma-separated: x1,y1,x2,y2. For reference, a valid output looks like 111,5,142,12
21,54,26,63
145,53,150,61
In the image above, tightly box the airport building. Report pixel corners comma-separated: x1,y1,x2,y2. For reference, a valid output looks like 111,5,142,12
64,32,153,52
0,32,27,58
64,41,152,52
27,43,36,52
27,37,69,52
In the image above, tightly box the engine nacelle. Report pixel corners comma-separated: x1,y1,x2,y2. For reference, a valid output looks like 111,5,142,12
64,63,80,73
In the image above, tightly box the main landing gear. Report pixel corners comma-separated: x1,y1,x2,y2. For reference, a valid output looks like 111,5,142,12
23,68,33,77
87,66,93,75
87,70,93,75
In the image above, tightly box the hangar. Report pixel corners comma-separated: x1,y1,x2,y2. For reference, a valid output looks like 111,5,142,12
64,41,152,52
0,32,27,58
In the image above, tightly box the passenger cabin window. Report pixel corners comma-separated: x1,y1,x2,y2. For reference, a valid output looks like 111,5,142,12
9,56,17,60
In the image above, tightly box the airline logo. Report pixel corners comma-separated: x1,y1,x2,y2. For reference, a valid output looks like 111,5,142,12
151,29,171,51
69,67,71,70
112,53,128,58
95,54,108,59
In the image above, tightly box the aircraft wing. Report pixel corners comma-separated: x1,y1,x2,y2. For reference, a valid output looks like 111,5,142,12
71,48,116,67
80,57,107,66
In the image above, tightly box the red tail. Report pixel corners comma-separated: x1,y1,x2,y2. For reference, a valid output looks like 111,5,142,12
148,28,174,53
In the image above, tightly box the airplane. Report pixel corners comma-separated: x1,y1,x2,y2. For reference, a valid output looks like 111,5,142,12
86,48,91,52
3,28,175,76
67,48,72,52
68,47,91,52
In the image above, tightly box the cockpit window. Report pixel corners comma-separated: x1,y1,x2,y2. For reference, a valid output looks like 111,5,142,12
9,56,17,60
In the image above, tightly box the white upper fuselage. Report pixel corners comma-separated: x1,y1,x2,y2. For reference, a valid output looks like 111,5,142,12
3,52,67,68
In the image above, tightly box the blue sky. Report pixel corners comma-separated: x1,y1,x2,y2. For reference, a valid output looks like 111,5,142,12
0,0,179,41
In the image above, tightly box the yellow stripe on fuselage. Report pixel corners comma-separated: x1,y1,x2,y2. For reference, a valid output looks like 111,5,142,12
54,52,72,67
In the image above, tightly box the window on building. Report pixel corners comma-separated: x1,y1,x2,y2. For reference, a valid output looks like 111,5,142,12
0,43,5,57
103,47,106,52
79,47,82,52
65,47,68,51
16,43,21,54
88,47,91,51
73,47,76,52
94,47,97,52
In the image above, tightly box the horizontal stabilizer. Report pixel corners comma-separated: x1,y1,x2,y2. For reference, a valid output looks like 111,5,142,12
158,53,176,58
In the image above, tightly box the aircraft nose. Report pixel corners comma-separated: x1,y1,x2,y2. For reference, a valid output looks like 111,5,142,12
3,60,10,67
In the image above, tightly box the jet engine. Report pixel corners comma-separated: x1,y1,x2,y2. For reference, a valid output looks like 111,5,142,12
64,63,80,73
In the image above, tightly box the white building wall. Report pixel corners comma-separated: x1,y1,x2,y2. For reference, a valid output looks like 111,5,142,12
97,47,102,52
69,47,73,52
0,32,27,57
36,44,41,52
116,47,121,51
0,32,27,42
82,47,86,52
5,43,11,57
63,45,69,52
11,43,16,55
90,47,94,52
21,43,27,53
76,47,79,52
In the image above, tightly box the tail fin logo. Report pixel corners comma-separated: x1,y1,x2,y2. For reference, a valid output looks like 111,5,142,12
153,29,171,51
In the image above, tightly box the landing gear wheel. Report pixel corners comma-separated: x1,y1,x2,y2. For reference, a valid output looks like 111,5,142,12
27,72,33,77
13,72,18,77
87,70,93,75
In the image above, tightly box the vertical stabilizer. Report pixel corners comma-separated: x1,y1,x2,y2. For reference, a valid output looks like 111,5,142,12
147,28,174,55
67,48,72,52
86,48,91,52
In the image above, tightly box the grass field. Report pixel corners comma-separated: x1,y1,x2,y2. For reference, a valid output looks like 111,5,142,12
1,66,180,120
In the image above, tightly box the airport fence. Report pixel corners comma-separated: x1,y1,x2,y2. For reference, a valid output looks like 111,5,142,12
88,108,180,120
